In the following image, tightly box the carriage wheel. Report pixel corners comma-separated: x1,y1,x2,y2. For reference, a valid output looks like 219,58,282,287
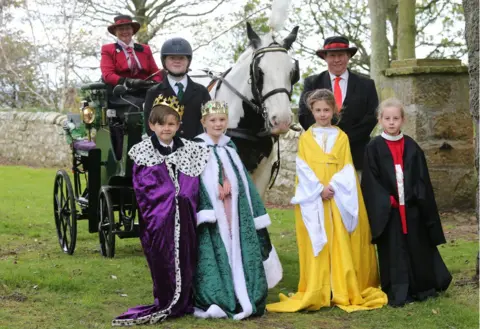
98,189,116,258
53,170,77,255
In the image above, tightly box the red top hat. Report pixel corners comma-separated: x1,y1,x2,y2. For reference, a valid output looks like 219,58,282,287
107,15,141,36
316,36,358,59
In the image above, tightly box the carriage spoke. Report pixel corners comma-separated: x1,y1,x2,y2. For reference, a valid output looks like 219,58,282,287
60,215,69,251
58,176,65,204
54,194,61,218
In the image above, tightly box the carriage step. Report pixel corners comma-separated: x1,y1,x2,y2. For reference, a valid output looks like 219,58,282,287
78,197,88,208
115,225,139,239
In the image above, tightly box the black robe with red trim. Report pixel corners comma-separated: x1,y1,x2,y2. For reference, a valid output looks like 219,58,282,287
361,134,452,307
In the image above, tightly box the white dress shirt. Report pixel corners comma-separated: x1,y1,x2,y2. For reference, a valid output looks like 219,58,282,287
167,75,188,96
328,70,349,103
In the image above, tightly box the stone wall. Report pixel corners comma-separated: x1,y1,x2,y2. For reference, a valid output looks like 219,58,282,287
0,111,70,168
1,66,476,212
264,127,302,205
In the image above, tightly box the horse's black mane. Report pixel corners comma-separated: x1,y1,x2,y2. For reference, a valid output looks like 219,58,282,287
229,100,274,173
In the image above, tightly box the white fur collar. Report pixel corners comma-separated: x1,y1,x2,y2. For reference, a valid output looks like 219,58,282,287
128,137,210,177
381,131,404,141
195,133,231,147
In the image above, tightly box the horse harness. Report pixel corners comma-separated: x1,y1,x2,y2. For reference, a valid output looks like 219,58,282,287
202,43,300,189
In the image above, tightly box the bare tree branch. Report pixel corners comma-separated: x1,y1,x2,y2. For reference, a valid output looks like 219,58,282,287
192,5,270,52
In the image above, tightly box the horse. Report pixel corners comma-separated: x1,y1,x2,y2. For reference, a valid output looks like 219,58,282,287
192,22,300,198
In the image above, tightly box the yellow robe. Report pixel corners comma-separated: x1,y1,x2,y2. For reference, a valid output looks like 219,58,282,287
266,127,387,313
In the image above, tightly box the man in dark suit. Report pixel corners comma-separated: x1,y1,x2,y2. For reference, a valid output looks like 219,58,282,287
298,36,378,174
144,37,211,140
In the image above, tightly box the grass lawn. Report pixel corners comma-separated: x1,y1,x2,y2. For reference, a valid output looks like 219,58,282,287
0,166,478,329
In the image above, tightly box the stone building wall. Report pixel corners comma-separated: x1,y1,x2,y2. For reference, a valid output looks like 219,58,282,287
0,111,70,168
381,59,476,210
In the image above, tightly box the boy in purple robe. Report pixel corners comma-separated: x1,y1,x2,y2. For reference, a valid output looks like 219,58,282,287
112,95,210,326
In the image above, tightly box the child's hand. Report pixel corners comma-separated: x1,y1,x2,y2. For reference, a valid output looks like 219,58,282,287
218,184,225,200
321,185,335,200
223,181,231,197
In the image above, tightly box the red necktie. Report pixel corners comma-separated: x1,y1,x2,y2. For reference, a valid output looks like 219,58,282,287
333,76,342,111
126,47,139,76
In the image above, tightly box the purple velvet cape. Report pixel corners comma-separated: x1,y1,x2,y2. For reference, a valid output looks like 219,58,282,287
112,138,209,326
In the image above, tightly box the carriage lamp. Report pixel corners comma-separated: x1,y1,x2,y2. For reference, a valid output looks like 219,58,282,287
82,106,96,125
81,105,96,141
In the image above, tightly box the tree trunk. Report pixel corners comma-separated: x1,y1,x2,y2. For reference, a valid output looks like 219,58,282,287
462,0,479,216
134,14,150,45
398,0,416,59
368,0,389,92
386,0,399,61
462,0,479,280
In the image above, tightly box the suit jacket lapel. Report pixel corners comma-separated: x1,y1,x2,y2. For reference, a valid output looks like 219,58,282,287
343,70,357,109
114,43,128,66
159,79,175,97
181,76,197,104
320,71,332,90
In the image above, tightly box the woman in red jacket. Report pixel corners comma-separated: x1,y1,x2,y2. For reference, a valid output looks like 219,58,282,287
101,15,163,109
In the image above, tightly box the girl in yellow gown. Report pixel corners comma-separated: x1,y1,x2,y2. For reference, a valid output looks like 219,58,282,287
266,89,387,313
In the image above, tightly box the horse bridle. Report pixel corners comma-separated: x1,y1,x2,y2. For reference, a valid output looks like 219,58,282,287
202,43,300,189
250,44,299,113
210,43,299,137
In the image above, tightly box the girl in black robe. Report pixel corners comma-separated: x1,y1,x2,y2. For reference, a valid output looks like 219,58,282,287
361,98,452,307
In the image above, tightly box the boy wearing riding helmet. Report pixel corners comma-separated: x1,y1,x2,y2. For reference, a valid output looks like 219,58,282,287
144,37,211,140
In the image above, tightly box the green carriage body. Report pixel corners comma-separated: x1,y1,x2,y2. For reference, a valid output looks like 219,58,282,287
53,82,145,258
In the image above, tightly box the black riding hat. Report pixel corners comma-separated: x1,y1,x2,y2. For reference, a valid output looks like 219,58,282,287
161,38,193,76
315,36,358,59
107,15,141,36
161,38,193,58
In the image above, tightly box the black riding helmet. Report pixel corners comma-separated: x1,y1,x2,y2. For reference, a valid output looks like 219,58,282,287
161,37,193,77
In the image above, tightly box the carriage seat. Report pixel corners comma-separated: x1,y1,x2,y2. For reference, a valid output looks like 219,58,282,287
73,140,96,151
73,140,96,157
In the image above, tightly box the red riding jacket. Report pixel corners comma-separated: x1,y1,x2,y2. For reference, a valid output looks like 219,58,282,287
100,43,162,85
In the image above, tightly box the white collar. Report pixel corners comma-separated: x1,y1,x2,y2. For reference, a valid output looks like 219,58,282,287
196,132,230,147
381,131,404,141
128,138,210,177
117,39,134,48
167,74,188,88
158,137,174,148
329,69,349,81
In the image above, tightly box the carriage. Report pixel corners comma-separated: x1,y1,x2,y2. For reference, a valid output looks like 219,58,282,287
52,16,300,259
53,82,145,258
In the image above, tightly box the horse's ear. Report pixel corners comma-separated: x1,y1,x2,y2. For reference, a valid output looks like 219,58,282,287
246,22,261,49
282,26,299,50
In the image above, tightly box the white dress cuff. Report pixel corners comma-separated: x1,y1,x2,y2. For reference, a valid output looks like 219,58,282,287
196,209,216,226
254,213,271,230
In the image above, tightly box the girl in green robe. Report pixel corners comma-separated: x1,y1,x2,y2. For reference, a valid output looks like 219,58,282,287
193,100,282,320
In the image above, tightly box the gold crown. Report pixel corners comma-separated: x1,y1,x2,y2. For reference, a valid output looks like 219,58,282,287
201,100,229,117
152,95,184,119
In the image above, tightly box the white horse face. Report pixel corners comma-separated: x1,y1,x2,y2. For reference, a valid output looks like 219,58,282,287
247,24,299,135
257,50,295,134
